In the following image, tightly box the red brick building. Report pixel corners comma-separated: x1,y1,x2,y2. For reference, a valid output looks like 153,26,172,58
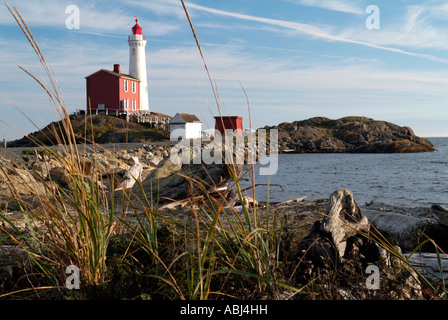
214,116,243,136
85,64,141,114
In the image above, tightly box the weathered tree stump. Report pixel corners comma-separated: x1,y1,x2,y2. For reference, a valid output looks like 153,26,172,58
301,189,378,268
320,189,370,259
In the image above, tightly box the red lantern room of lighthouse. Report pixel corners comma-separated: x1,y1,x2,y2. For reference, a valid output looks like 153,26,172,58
132,18,142,35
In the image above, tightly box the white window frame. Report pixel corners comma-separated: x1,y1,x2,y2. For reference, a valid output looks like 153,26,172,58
124,80,128,92
131,81,136,93
131,99,136,111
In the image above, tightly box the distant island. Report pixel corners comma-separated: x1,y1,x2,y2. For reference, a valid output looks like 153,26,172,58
8,114,435,154
262,116,436,153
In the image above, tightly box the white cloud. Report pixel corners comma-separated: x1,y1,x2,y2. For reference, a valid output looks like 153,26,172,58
0,0,179,36
403,5,425,32
289,0,364,14
430,3,448,20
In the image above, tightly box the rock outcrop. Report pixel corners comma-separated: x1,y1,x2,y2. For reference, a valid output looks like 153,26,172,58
261,116,435,153
7,113,170,148
360,201,448,252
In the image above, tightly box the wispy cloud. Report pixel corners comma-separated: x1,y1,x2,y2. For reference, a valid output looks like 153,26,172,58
0,0,179,36
339,4,448,58
127,0,185,19
288,0,364,15
184,1,447,63
403,5,425,32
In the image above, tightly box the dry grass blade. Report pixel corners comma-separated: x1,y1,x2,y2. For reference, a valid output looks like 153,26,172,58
180,0,230,136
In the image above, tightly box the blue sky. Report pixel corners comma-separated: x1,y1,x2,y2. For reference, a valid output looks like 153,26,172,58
1,0,447,141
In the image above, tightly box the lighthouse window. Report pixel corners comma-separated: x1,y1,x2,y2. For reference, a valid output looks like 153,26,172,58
132,81,136,93
124,80,128,92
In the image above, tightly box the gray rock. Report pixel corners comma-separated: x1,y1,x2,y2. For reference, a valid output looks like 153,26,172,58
360,201,448,252
432,204,448,213
404,252,448,283
0,245,27,287
49,166,70,187
0,166,46,196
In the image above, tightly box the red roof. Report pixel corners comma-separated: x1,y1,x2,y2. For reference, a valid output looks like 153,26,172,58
85,69,140,81
132,19,142,35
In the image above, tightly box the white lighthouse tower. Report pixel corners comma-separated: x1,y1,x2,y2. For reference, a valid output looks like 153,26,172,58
128,18,149,113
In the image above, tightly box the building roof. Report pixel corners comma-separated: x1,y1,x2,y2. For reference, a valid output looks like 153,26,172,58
85,69,140,81
214,116,243,119
170,113,202,124
132,18,143,35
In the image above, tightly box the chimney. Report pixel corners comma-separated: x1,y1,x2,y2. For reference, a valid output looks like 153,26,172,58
113,64,121,74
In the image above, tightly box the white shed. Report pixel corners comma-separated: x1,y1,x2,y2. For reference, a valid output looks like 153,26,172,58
170,113,202,140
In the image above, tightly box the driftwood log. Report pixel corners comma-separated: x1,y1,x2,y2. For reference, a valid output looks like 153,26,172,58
280,196,307,205
129,156,244,206
301,189,379,267
320,189,370,259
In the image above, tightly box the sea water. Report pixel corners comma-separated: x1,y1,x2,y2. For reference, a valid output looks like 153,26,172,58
243,138,448,207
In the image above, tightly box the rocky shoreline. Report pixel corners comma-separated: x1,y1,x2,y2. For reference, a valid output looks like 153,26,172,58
6,115,437,155
1,142,447,299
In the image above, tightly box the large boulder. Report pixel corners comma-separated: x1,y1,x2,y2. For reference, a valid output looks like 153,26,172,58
0,160,46,196
360,201,448,252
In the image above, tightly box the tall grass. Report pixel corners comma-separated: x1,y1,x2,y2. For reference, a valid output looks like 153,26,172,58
172,0,294,298
0,3,116,295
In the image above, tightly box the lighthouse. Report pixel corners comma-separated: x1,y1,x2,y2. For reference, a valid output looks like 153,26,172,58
128,18,149,113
